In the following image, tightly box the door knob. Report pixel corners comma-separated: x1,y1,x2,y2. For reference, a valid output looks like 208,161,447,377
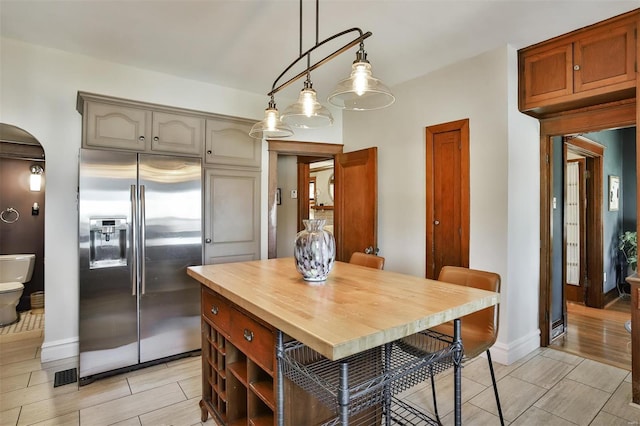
205,238,212,244
434,220,440,225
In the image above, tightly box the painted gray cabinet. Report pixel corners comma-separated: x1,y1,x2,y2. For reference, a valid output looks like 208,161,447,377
205,118,261,168
151,112,204,155
83,102,151,151
78,92,204,155
203,167,261,264
203,117,262,264
77,91,262,266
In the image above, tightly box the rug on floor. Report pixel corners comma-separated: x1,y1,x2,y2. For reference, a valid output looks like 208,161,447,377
0,310,44,335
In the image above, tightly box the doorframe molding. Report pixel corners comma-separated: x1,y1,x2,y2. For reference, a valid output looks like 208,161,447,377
267,140,343,259
563,136,604,311
538,99,636,346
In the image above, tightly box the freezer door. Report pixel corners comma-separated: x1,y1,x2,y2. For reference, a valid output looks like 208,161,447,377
79,149,138,379
138,154,202,362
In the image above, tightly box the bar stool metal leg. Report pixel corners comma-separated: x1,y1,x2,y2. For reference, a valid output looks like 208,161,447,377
486,350,504,426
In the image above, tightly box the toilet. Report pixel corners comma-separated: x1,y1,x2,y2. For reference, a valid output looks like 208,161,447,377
0,282,25,326
0,254,35,327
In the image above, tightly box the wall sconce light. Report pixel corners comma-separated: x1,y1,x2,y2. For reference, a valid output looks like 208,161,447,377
29,164,44,192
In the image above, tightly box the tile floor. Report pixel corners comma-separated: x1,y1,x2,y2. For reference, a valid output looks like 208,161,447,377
1,316,640,425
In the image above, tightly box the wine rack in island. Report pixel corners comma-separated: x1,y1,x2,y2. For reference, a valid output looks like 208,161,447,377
200,287,276,426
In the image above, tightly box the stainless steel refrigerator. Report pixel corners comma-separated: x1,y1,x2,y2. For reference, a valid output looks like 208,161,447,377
78,149,202,384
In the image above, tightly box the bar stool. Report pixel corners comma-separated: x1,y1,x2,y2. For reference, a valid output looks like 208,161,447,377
349,252,385,270
400,266,504,425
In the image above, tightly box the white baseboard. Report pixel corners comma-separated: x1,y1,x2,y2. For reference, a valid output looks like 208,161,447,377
41,336,79,362
490,329,541,365
39,331,542,366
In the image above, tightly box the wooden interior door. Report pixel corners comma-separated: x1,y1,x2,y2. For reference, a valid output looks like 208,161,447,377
297,161,311,231
425,119,470,279
564,157,587,304
334,147,378,262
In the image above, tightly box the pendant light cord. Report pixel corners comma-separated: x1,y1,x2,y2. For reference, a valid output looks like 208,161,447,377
299,0,303,57
267,0,371,96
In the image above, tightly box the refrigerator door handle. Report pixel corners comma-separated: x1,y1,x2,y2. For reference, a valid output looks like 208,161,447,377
140,184,146,296
130,185,137,297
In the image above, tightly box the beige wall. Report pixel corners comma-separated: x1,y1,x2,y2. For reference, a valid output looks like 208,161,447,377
2,36,542,366
0,37,342,361
343,46,541,365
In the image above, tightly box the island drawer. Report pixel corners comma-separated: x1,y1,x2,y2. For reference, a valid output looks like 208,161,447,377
202,288,232,336
230,308,275,374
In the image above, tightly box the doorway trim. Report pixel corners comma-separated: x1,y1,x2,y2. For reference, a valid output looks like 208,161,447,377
563,136,604,311
539,99,636,346
267,140,343,258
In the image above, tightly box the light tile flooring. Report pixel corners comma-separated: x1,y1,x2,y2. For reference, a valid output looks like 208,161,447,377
1,318,640,425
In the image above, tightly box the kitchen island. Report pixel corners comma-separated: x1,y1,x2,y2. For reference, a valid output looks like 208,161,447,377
188,258,499,425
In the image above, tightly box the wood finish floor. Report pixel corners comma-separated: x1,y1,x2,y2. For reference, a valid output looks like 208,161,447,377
1,311,639,425
550,297,632,371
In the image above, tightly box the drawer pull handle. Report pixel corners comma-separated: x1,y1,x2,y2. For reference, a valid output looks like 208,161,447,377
243,329,254,342
211,306,219,315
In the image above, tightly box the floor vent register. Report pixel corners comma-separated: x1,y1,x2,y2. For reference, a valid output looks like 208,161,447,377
54,368,77,387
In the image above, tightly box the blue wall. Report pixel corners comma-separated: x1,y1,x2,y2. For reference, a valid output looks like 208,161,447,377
621,127,637,232
584,128,636,293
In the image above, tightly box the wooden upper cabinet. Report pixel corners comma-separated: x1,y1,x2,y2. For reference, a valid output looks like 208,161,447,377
204,118,260,168
573,23,636,93
521,44,574,107
519,10,637,116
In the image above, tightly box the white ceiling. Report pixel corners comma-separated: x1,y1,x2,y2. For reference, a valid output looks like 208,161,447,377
1,0,638,103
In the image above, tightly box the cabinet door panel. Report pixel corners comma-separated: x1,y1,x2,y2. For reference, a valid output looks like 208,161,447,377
151,112,204,155
85,102,150,151
522,44,573,108
204,168,261,265
574,23,636,93
205,119,261,168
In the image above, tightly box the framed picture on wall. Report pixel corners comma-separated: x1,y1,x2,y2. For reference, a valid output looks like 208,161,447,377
609,175,620,211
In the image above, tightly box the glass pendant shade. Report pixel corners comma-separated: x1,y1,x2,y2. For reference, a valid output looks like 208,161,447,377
281,83,334,129
328,58,395,111
249,104,294,139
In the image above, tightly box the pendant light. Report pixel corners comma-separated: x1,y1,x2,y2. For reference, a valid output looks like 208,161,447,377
248,97,294,139
328,44,395,110
249,0,394,139
281,77,334,129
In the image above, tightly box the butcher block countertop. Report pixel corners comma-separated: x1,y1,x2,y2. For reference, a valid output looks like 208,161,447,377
188,258,499,361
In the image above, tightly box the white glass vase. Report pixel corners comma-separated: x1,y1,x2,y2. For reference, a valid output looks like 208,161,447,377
294,219,335,282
